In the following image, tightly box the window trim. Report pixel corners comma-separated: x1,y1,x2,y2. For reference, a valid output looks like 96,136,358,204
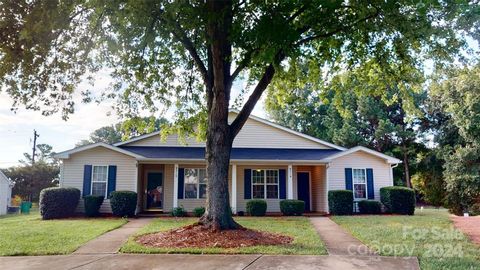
352,168,368,200
91,165,109,198
251,169,280,199
183,168,207,199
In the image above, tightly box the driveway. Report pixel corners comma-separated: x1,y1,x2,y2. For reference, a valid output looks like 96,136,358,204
0,254,420,270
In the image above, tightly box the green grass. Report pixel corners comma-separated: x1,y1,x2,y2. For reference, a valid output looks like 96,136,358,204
332,208,480,270
121,216,327,255
0,213,127,256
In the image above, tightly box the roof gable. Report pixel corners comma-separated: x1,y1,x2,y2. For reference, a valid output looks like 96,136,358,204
321,146,402,164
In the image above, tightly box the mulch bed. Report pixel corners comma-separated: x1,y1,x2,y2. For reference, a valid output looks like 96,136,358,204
451,215,480,245
136,224,293,249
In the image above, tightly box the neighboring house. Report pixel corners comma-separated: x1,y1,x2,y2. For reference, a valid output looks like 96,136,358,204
0,170,13,215
55,111,401,214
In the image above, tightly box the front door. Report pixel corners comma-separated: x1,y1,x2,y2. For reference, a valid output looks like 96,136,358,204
146,172,163,209
297,172,311,212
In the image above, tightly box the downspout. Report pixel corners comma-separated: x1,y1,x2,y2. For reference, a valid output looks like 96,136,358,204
390,163,399,186
325,163,330,214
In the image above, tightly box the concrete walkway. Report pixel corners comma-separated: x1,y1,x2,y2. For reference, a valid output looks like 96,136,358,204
310,217,376,256
73,218,153,254
0,254,420,270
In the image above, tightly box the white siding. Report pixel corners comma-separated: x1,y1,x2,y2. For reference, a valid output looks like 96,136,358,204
123,113,332,149
61,147,138,213
0,174,11,215
328,151,392,200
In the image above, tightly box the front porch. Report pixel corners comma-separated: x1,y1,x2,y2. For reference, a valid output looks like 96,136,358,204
136,162,329,214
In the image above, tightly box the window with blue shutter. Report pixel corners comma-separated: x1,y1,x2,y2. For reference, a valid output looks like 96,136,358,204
279,169,286,199
366,168,374,199
178,168,184,199
107,165,117,198
83,165,92,197
244,169,251,199
345,168,353,191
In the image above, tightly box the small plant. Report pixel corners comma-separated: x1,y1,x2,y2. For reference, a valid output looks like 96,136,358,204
171,206,187,217
246,199,267,216
380,186,416,215
39,187,81,220
110,191,137,217
280,200,305,216
84,195,104,217
237,211,245,216
358,200,382,214
328,190,353,215
193,207,205,217
469,203,480,216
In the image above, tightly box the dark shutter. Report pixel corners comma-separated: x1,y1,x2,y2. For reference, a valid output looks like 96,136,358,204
107,165,117,198
345,168,353,191
244,169,251,199
178,168,184,199
83,165,92,197
279,169,286,199
366,168,374,199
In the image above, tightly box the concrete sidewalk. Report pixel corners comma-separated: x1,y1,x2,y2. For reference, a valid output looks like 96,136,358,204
73,218,153,254
0,254,420,270
310,217,376,256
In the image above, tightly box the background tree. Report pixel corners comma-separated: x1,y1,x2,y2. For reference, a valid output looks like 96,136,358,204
1,0,477,228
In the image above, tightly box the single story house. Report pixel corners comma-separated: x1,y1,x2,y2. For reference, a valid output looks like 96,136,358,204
0,170,13,215
55,111,401,214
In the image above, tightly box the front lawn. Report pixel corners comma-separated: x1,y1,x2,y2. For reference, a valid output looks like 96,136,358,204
121,216,327,255
0,213,127,256
332,209,480,270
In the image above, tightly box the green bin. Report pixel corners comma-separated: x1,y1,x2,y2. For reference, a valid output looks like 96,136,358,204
20,201,32,214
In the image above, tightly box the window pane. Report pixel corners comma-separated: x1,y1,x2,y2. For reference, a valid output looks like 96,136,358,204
252,185,265,199
266,170,278,184
185,183,197,198
92,182,106,197
93,166,107,182
184,169,198,184
199,169,207,184
252,170,264,184
354,184,366,199
266,185,278,199
199,184,207,199
353,169,366,183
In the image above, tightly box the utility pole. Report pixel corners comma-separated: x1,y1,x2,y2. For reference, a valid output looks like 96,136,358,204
32,129,39,165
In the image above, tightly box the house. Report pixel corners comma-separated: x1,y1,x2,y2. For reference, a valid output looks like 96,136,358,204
54,111,401,214
0,170,13,215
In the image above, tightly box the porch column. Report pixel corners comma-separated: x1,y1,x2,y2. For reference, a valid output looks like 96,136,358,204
173,164,179,208
287,164,293,199
231,164,237,214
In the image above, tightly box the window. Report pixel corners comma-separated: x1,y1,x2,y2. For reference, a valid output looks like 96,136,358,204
252,169,279,199
184,168,207,199
353,168,367,199
92,166,108,197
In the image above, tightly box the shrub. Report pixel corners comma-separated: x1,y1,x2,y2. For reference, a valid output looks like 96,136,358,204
380,186,416,215
328,190,353,215
280,200,305,216
39,187,80,220
172,206,187,217
237,211,245,216
84,195,104,217
193,207,205,217
110,191,137,217
470,203,480,216
246,199,267,216
358,200,382,214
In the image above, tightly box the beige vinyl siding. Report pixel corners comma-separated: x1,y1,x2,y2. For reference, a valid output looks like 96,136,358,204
0,176,11,215
328,151,392,200
124,113,332,149
61,147,137,213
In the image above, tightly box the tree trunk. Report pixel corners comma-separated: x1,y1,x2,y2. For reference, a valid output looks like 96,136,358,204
402,145,411,188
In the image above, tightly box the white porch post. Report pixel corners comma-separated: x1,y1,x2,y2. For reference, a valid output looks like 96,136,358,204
231,164,237,214
287,165,293,199
173,164,179,208
325,164,330,213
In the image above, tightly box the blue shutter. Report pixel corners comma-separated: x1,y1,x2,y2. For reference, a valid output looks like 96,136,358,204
244,169,251,199
107,165,117,198
279,169,286,199
177,168,184,199
366,168,374,199
83,165,92,197
345,168,353,191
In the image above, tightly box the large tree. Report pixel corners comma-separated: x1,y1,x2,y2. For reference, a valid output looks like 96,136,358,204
1,0,477,229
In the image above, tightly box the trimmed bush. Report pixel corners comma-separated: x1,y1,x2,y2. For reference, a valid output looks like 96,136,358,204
110,191,137,217
380,186,416,215
280,200,305,216
470,203,480,216
84,195,104,217
328,190,353,215
172,206,187,217
358,200,382,214
246,199,267,216
193,207,205,217
39,187,81,220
